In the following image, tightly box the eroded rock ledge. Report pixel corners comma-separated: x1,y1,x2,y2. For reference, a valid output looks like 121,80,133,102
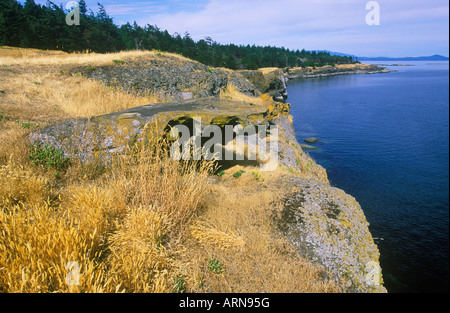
70,53,260,102
239,68,288,102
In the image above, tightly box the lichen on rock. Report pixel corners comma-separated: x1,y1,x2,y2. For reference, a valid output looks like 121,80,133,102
274,176,387,292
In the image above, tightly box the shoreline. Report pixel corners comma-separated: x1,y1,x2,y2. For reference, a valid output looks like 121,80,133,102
1,47,388,293
286,63,392,79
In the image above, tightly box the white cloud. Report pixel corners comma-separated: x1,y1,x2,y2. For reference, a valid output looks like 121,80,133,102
104,2,168,16
138,0,448,56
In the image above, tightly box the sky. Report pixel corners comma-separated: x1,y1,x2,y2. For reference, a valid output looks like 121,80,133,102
34,0,449,57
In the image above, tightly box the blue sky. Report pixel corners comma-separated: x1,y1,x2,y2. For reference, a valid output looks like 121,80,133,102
34,0,449,57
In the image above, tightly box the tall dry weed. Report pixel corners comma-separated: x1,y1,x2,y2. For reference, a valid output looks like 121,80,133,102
0,160,50,208
116,129,215,236
0,202,107,292
106,206,175,292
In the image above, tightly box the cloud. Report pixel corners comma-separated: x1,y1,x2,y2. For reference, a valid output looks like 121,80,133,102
103,2,168,16
138,0,449,56
147,0,364,41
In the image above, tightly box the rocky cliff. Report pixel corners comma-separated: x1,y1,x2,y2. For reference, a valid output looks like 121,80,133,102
31,55,386,292
70,53,260,102
238,68,288,102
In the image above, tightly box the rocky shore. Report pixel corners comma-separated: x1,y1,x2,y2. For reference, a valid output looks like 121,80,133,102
31,55,387,292
287,63,392,79
238,68,288,102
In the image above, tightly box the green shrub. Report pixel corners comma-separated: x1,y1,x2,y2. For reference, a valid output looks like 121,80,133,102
232,170,245,178
29,143,70,171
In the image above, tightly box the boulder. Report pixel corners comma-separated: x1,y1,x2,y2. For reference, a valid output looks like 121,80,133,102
300,144,319,150
304,137,319,144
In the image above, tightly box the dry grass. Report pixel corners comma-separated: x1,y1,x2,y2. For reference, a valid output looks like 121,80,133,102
0,66,160,120
0,134,214,293
0,46,164,128
0,161,50,208
0,47,339,293
257,67,283,74
178,167,338,293
0,46,191,67
0,202,108,292
0,46,67,58
219,83,273,105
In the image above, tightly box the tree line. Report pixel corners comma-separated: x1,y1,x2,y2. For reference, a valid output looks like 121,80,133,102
0,0,358,69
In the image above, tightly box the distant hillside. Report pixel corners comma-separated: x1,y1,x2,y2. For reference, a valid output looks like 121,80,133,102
358,55,449,61
314,50,358,59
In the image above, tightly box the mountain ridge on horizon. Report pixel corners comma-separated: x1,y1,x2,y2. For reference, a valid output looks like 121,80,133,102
315,50,449,61
358,54,449,61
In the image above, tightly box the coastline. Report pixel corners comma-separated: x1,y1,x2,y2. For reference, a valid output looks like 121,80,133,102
1,48,388,292
286,63,392,79
30,58,388,292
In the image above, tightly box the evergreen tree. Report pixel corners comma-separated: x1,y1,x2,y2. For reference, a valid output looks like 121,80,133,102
0,0,26,46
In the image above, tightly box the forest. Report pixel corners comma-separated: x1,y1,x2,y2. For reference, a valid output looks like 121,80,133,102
0,0,358,69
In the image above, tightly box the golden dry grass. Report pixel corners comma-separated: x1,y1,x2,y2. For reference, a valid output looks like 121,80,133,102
0,66,160,120
0,47,339,293
257,67,283,74
0,46,192,67
219,83,273,105
0,136,215,293
178,167,338,293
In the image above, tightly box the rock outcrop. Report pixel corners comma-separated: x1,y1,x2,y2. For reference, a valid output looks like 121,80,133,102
287,63,391,79
30,97,290,168
273,176,386,292
71,53,260,102
239,68,288,102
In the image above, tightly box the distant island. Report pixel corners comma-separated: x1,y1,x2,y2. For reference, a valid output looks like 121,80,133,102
358,55,449,61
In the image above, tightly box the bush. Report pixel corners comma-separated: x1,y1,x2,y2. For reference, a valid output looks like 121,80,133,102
29,143,70,171
233,170,245,178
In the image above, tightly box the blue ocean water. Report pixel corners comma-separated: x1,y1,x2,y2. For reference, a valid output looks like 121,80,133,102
287,61,449,293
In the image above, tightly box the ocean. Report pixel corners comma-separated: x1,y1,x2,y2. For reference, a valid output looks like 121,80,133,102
287,61,449,293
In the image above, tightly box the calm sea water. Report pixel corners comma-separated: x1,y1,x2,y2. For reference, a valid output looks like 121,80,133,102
287,61,449,293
